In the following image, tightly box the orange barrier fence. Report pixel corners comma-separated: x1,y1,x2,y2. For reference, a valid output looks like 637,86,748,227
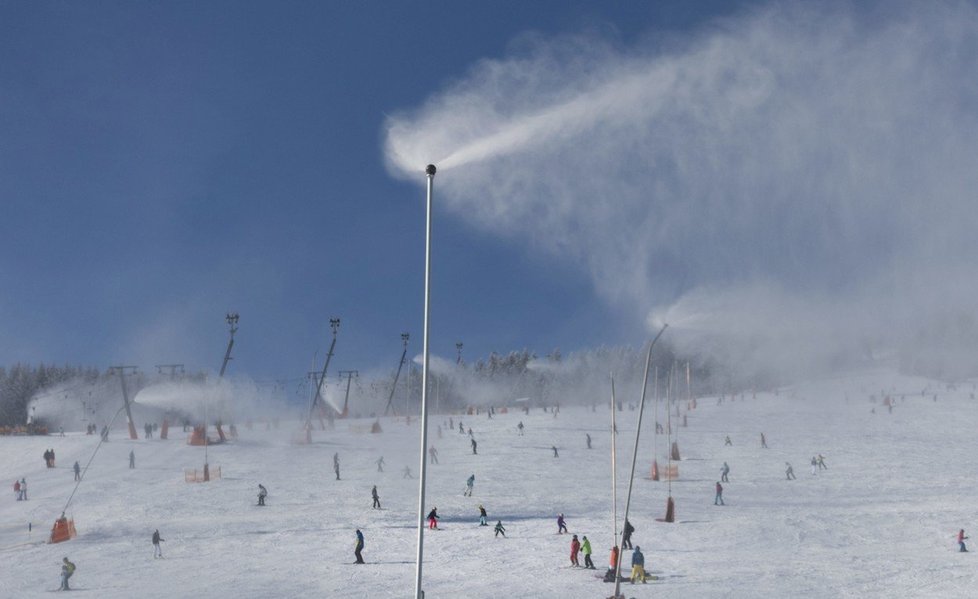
50,518,77,543
185,466,221,482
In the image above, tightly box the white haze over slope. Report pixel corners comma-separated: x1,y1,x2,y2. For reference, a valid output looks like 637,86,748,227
384,2,978,379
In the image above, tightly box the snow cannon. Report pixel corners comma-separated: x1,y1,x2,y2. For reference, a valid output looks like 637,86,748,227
370,420,383,434
671,441,681,461
651,459,660,481
49,516,76,543
656,496,675,523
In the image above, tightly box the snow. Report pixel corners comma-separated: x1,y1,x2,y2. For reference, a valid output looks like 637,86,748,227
2,368,977,598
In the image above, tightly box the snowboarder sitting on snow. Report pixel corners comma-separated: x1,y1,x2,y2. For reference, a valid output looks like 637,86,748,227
581,535,595,569
152,529,165,558
258,484,267,506
479,504,488,526
570,534,581,566
494,520,506,537
557,513,568,534
354,529,365,563
630,546,647,583
427,507,439,529
60,557,76,590
958,529,969,552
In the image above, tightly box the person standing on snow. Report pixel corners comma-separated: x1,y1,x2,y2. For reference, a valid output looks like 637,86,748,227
581,535,595,569
760,433,768,448
517,421,524,436
494,520,506,537
129,450,135,469
427,507,439,529
152,529,165,558
958,529,969,552
586,433,592,449
630,546,647,583
257,484,267,506
622,519,635,549
604,546,620,582
817,454,827,470
354,529,365,564
479,505,488,526
464,474,475,497
73,461,81,481
59,557,76,590
557,513,568,534
724,435,732,446
810,456,818,475
714,481,725,505
471,438,478,455
376,457,385,472
552,445,559,458
570,534,581,566
721,462,730,482
19,478,27,501
372,485,381,509
333,453,340,480
428,446,438,464
785,462,796,480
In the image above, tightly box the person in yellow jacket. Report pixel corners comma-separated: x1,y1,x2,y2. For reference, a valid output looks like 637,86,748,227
581,535,595,569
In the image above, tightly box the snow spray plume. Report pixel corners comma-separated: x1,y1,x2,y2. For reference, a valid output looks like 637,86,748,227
384,2,978,381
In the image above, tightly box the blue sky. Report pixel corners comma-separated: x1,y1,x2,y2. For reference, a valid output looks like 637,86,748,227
0,1,754,380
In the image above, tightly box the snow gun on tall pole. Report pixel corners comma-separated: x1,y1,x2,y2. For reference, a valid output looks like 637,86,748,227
384,333,410,416
611,323,667,599
219,312,239,378
304,318,340,433
415,164,436,599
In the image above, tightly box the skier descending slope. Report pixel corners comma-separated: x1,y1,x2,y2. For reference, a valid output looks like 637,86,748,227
464,474,475,496
354,529,365,564
557,513,568,534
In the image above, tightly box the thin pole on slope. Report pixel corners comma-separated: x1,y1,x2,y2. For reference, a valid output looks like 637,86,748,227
613,324,667,597
61,403,128,515
611,374,619,555
414,164,436,599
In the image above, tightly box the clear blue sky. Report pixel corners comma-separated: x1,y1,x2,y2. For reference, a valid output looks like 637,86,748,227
0,1,756,380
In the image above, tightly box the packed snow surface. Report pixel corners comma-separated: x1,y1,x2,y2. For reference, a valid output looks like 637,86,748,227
2,368,976,598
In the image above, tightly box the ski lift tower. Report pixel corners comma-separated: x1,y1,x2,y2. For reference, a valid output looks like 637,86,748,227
338,370,359,418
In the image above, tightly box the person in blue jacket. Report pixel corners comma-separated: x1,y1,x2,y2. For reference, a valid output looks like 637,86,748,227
354,529,365,564
630,545,647,583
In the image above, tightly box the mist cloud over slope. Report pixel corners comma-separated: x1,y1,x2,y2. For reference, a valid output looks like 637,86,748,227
384,2,978,379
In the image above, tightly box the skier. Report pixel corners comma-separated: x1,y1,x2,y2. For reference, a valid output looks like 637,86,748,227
152,529,165,558
552,445,559,458
817,454,827,470
471,438,478,455
581,535,595,569
129,450,135,469
333,453,340,480
630,545,647,584
20,478,26,501
810,456,818,475
13,479,20,501
958,529,969,552
427,507,439,529
479,504,488,526
403,466,412,479
354,529,365,563
721,461,730,482
724,435,732,446
60,557,76,590
557,513,568,534
517,421,524,436
458,422,464,434
428,446,439,464
785,462,796,480
376,456,385,472
257,484,267,506
494,520,506,537
464,474,475,497
570,534,581,566
372,485,381,509
761,433,768,448
73,461,80,481
714,481,724,505
622,519,635,549
586,433,592,449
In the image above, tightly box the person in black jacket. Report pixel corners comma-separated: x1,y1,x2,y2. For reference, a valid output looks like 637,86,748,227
152,529,165,558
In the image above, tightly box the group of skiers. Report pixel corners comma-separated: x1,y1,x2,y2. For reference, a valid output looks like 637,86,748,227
43,448,56,468
12,477,27,500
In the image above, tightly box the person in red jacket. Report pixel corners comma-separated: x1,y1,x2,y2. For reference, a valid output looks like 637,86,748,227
570,534,581,566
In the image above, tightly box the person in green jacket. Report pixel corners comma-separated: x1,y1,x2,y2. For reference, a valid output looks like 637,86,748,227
581,535,595,569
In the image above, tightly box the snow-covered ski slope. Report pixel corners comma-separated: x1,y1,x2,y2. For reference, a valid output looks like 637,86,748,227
2,368,976,598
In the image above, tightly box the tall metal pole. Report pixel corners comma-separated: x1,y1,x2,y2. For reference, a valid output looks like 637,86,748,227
219,313,239,378
109,366,139,440
613,323,667,597
611,375,619,555
415,164,436,599
307,318,340,429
